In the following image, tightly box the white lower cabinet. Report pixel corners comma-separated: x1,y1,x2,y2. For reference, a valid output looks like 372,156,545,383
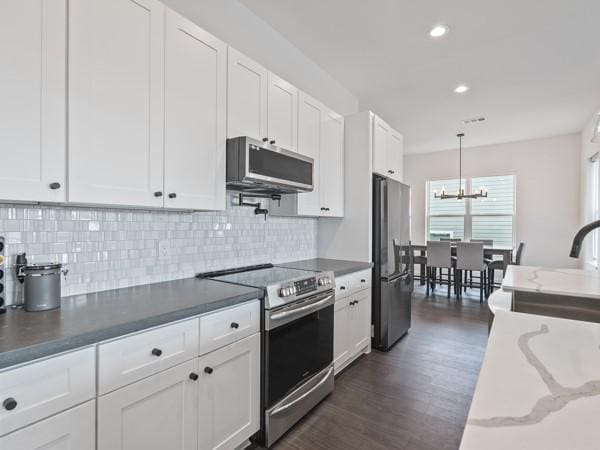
0,400,95,450
350,290,371,354
97,358,199,450
333,273,372,374
333,298,352,371
198,333,260,450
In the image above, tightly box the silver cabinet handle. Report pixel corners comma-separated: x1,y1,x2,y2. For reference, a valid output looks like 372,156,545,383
271,367,334,416
270,295,334,320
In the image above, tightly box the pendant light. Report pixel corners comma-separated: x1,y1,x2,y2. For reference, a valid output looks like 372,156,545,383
434,133,488,200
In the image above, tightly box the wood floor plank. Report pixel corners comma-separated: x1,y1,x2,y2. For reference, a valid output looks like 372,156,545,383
268,287,489,450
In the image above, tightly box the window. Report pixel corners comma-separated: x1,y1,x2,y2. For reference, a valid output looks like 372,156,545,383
427,178,465,240
427,175,515,246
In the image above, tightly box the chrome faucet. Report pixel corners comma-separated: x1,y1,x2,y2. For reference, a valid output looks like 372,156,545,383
569,220,600,258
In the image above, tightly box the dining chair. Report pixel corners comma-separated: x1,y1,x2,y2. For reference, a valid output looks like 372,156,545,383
455,242,487,302
488,242,525,292
426,241,454,298
467,240,493,289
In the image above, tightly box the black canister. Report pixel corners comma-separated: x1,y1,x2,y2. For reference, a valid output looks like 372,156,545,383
21,263,68,312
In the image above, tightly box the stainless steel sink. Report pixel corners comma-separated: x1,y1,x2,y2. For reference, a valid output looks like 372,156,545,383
512,290,600,323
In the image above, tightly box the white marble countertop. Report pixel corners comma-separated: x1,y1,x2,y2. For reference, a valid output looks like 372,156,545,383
502,265,600,299
460,310,600,450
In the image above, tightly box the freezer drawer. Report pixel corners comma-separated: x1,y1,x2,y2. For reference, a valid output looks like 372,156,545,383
374,274,411,351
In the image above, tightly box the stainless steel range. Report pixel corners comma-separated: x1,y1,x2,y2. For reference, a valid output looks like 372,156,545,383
199,264,335,447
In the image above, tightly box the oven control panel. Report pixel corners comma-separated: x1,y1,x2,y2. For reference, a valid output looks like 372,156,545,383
294,277,317,296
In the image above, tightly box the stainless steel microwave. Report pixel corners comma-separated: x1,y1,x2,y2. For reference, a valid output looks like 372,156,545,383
226,137,314,194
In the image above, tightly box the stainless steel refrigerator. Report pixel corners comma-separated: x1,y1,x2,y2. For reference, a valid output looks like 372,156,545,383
372,175,412,351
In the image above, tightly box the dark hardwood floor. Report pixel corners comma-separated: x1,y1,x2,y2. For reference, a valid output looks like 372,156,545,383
273,286,490,450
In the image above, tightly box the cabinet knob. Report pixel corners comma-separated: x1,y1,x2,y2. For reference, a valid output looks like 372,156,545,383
230,322,239,329
189,372,199,381
361,279,366,283
154,191,163,197
204,366,214,374
262,137,269,142
320,207,326,211
3,397,17,411
151,348,162,357
49,182,61,190
340,286,346,291
326,208,330,211
168,193,177,199
388,170,394,174
270,140,276,145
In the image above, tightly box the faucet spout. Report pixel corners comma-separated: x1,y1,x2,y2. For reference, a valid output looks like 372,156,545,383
570,220,600,258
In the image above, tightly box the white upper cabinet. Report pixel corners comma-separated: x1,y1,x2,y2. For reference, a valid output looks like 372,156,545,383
267,73,298,151
296,92,323,216
387,128,404,182
320,107,345,217
372,113,403,182
0,0,66,203
69,1,226,211
68,0,166,208
372,115,390,178
227,47,268,141
163,9,226,210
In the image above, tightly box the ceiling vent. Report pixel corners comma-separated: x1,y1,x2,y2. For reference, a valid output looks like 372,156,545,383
462,116,486,125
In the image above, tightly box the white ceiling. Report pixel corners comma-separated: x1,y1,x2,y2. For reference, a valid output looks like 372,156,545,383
240,0,600,154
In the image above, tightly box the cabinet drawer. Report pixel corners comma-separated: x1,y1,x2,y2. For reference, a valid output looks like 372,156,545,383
350,269,371,291
199,300,260,355
0,400,95,449
0,347,95,436
335,274,353,298
336,269,371,299
98,318,199,395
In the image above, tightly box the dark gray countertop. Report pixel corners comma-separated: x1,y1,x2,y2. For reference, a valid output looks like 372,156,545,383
277,258,373,277
0,278,262,369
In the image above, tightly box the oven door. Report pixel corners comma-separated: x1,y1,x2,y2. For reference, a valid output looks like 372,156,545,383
264,292,334,408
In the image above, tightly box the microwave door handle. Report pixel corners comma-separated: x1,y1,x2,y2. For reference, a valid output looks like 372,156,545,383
270,366,334,416
270,294,334,321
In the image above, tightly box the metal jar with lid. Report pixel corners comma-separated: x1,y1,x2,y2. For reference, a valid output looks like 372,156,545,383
19,263,68,312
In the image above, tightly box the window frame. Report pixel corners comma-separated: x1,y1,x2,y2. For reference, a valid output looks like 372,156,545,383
426,174,516,246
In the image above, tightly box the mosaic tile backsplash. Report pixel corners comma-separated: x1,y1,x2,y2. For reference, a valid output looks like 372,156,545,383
0,194,318,304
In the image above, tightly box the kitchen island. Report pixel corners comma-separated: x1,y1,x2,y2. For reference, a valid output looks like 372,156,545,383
460,309,600,449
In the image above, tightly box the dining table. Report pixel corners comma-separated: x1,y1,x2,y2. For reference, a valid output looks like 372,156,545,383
409,243,514,285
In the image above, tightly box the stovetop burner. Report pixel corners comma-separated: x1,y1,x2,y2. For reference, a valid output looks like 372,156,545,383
198,263,334,310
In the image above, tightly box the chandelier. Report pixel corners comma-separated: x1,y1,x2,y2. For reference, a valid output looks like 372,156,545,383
434,133,488,200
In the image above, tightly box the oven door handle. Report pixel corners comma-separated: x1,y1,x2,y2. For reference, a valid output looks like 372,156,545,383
270,294,334,321
270,366,334,416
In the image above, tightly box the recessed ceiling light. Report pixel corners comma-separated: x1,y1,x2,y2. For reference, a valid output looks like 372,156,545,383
430,25,449,38
454,84,470,94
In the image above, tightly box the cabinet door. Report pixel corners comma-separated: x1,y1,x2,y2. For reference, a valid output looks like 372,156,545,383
296,92,323,216
164,9,226,210
372,115,389,177
227,47,268,141
320,108,344,217
267,73,298,152
198,333,260,450
387,128,403,182
97,359,199,450
0,0,66,203
351,290,371,355
69,0,165,208
0,401,95,450
333,299,352,373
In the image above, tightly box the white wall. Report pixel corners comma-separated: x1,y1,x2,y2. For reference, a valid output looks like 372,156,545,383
579,109,600,268
161,0,358,116
404,134,581,269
